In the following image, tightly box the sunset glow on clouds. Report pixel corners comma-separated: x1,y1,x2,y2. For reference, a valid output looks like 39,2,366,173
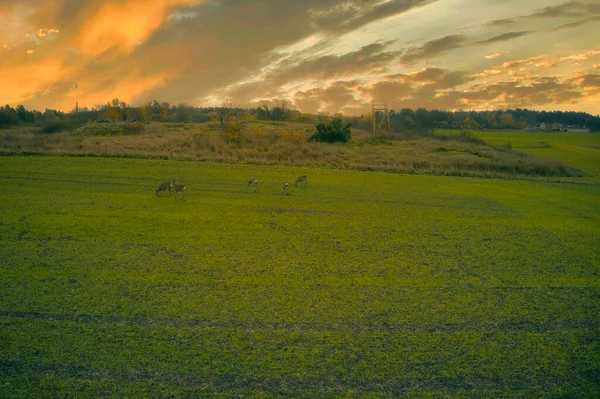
1,0,599,115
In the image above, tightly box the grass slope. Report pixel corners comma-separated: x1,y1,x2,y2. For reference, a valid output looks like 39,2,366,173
439,130,600,182
0,122,591,178
0,156,599,397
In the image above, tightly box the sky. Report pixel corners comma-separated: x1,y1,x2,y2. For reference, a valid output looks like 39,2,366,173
1,0,599,115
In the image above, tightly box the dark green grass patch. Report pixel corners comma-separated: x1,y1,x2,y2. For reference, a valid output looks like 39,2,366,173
0,156,599,397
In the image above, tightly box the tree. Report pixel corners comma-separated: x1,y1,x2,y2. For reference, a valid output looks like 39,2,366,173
139,102,151,122
402,116,416,130
257,101,271,120
485,112,498,129
271,100,288,121
499,112,515,128
462,117,481,130
0,105,19,126
160,102,170,121
216,102,231,130
104,102,120,121
16,105,29,122
43,108,58,123
175,104,193,123
308,117,352,143
119,100,127,121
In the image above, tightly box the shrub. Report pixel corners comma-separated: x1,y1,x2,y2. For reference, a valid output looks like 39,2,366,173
40,120,71,134
309,118,352,143
225,120,243,144
122,122,145,135
496,141,513,152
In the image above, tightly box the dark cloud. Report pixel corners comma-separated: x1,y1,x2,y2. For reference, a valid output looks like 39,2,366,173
293,81,363,114
570,73,600,88
269,42,399,84
529,1,600,18
310,0,438,33
553,15,600,30
354,67,473,109
327,69,593,113
400,35,467,64
475,31,534,45
380,76,585,111
398,30,533,65
133,0,435,104
486,18,516,26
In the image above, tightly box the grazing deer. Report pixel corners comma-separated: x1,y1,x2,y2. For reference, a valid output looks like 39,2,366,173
173,182,186,198
295,175,308,187
282,182,289,195
156,181,174,196
248,178,258,191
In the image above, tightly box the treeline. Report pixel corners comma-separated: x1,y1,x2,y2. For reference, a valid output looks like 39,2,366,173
351,108,599,131
1,99,599,131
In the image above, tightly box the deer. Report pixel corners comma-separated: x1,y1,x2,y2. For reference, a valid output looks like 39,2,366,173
173,182,186,198
156,181,174,196
282,182,289,195
248,178,258,191
295,175,308,187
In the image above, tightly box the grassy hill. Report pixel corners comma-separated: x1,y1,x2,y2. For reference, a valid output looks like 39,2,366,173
1,121,594,179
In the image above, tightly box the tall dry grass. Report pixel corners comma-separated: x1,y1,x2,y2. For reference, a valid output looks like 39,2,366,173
0,122,583,178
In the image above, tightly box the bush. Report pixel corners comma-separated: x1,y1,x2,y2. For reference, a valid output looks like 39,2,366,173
225,120,243,144
309,118,352,143
121,122,145,135
40,120,71,134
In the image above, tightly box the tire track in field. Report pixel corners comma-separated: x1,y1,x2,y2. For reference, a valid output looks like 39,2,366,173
0,310,597,333
0,358,594,395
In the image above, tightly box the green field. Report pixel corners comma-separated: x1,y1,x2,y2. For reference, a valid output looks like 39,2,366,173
438,130,600,183
1,142,599,396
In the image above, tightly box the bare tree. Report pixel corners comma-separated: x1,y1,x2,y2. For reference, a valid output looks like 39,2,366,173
258,101,271,120
216,100,232,130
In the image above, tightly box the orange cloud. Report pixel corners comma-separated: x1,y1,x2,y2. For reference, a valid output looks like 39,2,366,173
474,69,503,78
502,55,547,69
0,59,69,104
484,51,509,59
36,28,60,38
66,69,175,109
76,0,199,56
560,50,600,62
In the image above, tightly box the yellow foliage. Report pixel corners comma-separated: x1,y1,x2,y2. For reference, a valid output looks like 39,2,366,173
225,121,243,143
290,130,304,144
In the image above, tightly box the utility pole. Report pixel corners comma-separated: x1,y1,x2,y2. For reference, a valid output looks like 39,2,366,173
75,84,79,122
